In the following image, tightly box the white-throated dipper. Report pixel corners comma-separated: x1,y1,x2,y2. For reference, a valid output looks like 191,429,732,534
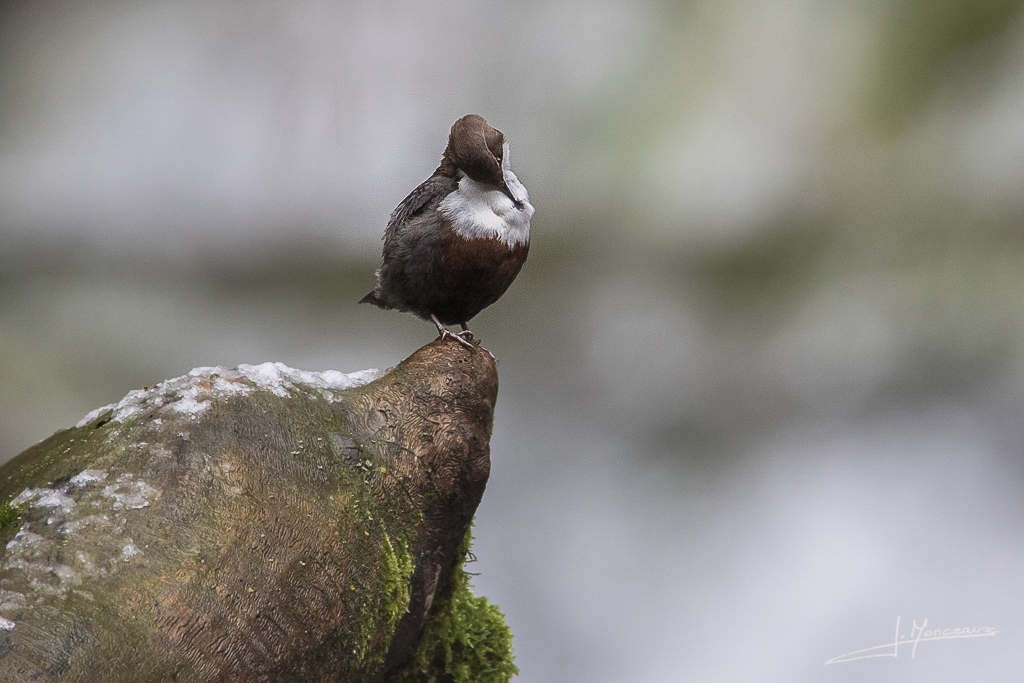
360,114,534,351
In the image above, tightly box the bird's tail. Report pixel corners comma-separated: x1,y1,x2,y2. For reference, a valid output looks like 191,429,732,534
359,291,384,307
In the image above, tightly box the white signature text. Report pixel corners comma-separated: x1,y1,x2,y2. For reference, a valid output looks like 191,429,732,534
826,616,997,665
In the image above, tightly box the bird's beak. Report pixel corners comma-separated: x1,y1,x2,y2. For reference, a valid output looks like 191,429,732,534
498,177,523,208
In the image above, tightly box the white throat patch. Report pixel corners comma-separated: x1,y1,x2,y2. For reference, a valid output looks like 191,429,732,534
439,142,533,248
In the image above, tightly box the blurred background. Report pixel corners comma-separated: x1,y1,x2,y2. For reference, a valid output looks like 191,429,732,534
2,0,1023,680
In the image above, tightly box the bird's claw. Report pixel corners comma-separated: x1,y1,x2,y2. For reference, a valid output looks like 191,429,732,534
438,327,476,351
430,315,496,361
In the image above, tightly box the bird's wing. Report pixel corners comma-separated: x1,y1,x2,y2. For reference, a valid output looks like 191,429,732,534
381,175,457,253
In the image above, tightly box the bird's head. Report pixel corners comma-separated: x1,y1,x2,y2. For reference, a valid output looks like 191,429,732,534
446,114,521,206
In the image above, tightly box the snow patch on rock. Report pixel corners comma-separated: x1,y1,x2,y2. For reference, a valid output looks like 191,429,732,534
75,362,381,427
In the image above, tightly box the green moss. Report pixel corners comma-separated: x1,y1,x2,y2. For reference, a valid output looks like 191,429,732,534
380,531,415,634
354,528,416,670
0,500,25,533
388,525,518,683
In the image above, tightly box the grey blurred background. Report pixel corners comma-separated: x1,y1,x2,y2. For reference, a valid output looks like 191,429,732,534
2,1,1023,680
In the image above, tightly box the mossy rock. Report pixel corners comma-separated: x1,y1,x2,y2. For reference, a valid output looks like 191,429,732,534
0,339,515,681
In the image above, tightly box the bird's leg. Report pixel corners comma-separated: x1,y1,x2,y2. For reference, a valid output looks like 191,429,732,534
431,314,476,351
459,323,497,362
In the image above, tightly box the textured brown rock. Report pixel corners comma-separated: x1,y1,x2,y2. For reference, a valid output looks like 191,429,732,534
0,337,502,681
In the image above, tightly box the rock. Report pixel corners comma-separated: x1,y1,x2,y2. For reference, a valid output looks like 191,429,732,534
0,338,515,682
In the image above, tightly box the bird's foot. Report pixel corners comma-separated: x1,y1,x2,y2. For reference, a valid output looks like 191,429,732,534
432,315,476,352
439,327,477,351
429,317,496,361
459,325,497,362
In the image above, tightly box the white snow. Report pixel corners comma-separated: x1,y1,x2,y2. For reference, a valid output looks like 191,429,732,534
76,404,113,429
74,362,381,427
8,468,157,535
69,470,107,486
102,475,160,510
5,530,44,551
120,541,141,561
168,395,211,416
13,488,75,514
237,362,382,398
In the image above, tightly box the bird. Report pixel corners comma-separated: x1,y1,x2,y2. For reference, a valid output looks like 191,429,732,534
360,114,534,352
